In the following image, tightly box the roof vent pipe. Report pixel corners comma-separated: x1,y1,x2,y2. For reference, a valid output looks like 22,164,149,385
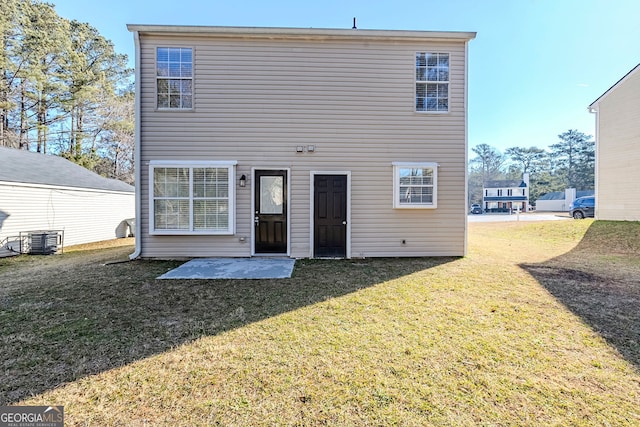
352,17,357,29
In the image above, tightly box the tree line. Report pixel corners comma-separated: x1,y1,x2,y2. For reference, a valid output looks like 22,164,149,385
0,0,134,183
469,129,595,205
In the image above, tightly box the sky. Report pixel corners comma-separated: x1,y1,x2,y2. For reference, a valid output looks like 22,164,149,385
50,0,640,154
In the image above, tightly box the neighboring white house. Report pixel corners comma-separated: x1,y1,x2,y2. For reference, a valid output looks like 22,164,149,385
127,25,476,259
535,189,594,212
0,147,135,257
482,174,529,213
588,63,640,221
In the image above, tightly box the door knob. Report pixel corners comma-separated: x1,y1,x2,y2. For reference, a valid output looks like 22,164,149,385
342,221,347,225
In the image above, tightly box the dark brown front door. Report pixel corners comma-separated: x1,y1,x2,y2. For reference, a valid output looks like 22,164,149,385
255,170,287,254
314,174,347,258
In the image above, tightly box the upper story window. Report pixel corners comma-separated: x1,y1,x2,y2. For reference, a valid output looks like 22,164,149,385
157,47,192,109
416,52,449,112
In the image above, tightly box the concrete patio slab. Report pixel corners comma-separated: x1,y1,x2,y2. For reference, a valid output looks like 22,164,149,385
157,257,295,280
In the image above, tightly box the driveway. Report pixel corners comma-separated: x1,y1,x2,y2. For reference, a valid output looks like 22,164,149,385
468,212,571,222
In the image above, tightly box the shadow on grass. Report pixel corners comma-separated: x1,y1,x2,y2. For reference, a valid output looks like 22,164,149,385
0,248,456,404
521,221,640,369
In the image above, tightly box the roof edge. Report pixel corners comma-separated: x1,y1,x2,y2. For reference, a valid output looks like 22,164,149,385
589,63,640,110
0,179,134,194
126,24,476,41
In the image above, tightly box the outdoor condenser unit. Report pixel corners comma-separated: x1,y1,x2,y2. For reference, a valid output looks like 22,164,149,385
28,231,61,255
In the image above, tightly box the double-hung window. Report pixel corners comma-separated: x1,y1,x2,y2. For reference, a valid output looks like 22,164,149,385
157,47,193,109
150,161,236,234
416,52,449,112
393,162,438,208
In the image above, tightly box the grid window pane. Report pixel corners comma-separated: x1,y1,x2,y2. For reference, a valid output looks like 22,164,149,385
157,47,193,109
416,52,449,112
400,187,433,204
193,168,229,198
194,200,229,230
157,63,169,77
181,80,192,94
157,48,169,62
181,63,192,77
157,79,168,94
168,48,181,62
397,167,435,206
153,166,232,232
154,199,189,230
153,168,189,197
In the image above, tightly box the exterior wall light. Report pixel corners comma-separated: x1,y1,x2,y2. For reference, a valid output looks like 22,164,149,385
239,174,246,187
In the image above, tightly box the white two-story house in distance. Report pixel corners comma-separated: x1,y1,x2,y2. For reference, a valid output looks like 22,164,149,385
127,25,475,259
483,174,530,213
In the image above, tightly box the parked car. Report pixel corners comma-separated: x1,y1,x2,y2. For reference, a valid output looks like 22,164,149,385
469,204,483,214
570,196,595,219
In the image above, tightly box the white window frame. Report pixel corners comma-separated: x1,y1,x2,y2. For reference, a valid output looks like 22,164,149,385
149,161,237,235
415,52,450,113
156,47,193,110
392,162,438,209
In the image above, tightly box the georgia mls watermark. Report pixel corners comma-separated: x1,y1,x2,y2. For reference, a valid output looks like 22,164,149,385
0,406,64,427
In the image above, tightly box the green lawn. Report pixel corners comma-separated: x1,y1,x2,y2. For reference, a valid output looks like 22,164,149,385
1,221,639,426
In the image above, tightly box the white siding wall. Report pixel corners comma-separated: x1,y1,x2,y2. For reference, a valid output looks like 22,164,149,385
0,183,134,257
138,33,469,258
595,68,640,221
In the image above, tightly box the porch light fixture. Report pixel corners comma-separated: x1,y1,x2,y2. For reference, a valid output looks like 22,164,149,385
239,174,246,187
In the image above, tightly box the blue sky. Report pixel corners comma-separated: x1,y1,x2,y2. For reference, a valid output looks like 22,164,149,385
52,0,639,154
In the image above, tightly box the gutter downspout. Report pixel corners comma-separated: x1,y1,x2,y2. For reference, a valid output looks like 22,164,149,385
463,38,470,257
588,105,599,220
129,30,142,260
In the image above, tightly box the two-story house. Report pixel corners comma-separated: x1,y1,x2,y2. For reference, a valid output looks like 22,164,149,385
589,63,640,221
483,174,529,213
127,25,475,259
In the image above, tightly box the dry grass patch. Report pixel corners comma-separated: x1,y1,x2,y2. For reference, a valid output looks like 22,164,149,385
65,237,135,252
2,221,640,426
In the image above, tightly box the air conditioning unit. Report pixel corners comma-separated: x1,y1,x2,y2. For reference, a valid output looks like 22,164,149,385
29,231,61,255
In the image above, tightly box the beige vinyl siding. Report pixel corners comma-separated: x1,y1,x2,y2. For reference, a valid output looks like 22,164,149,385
137,32,469,258
595,68,640,221
0,183,134,257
